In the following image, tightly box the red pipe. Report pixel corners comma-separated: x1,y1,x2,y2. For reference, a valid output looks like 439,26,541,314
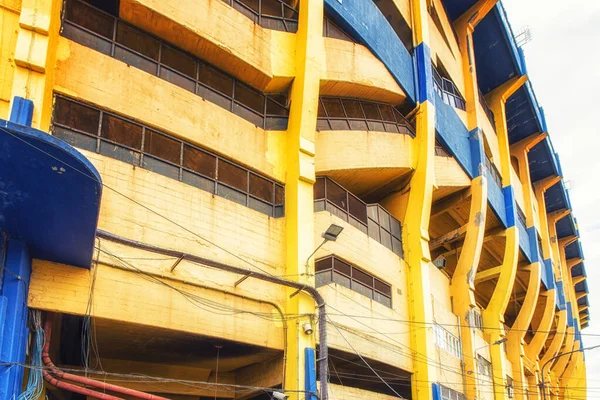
42,316,170,400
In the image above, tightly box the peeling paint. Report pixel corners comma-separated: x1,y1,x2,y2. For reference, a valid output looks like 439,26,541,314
474,211,483,226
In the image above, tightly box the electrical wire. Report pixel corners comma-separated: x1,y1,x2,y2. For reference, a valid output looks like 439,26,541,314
17,310,44,400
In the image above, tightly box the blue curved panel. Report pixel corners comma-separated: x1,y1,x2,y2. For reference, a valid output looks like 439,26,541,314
0,119,102,268
324,0,416,102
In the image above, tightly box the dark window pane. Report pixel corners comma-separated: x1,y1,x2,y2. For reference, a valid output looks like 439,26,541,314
325,179,347,211
374,279,391,296
333,271,351,289
143,156,180,180
367,205,378,222
274,205,284,217
62,23,112,55
249,197,273,215
218,160,248,191
329,120,350,130
182,170,216,193
249,173,273,202
315,257,332,272
318,100,326,117
99,141,140,164
374,292,391,307
233,103,264,127
384,123,399,133
261,0,283,17
53,127,97,152
348,194,367,224
266,97,288,116
361,102,381,120
378,207,391,231
54,97,100,135
349,120,368,131
352,280,373,298
201,87,233,110
314,177,325,200
66,0,114,39
159,68,196,93
183,145,216,178
235,83,265,113
333,258,351,276
342,100,364,118
217,184,247,205
144,130,181,164
116,22,159,60
316,119,330,131
321,98,345,117
198,64,233,96
392,237,403,257
380,229,392,250
352,268,373,286
368,218,380,241
101,114,143,149
379,105,396,122
316,271,332,287
275,185,284,205
391,218,401,238
367,121,385,132
265,117,288,130
160,45,196,78
114,46,157,74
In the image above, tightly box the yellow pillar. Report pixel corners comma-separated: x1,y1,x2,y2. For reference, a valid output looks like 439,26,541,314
550,327,574,378
8,0,62,130
283,0,323,397
525,290,555,362
483,72,528,400
539,311,567,373
506,263,540,400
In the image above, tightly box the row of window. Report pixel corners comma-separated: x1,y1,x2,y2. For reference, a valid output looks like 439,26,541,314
221,0,298,33
315,255,392,307
62,0,290,131
440,385,466,400
317,97,415,136
477,354,492,377
516,204,527,228
478,87,496,129
433,323,461,358
471,309,484,331
323,16,354,42
314,176,403,257
433,64,466,111
52,96,285,217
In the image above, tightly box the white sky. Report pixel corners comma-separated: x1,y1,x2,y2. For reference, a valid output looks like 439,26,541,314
500,0,600,397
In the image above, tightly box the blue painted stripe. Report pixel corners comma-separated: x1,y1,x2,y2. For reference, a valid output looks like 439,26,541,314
304,348,318,400
528,227,539,263
415,43,434,104
567,302,574,327
556,280,566,311
469,129,484,178
9,97,33,127
324,0,416,102
0,240,31,400
503,186,516,228
542,259,554,290
433,383,442,400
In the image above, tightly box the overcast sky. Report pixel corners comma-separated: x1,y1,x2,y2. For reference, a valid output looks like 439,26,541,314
500,0,600,397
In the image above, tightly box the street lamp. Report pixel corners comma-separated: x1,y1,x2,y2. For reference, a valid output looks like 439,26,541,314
540,344,600,400
474,337,508,353
305,224,344,274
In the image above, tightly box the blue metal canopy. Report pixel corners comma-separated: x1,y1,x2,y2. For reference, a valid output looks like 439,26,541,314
556,214,576,239
528,138,560,183
565,240,584,260
0,105,102,269
544,180,571,214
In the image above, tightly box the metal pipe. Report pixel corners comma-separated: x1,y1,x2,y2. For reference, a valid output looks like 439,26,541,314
96,229,327,400
42,316,170,400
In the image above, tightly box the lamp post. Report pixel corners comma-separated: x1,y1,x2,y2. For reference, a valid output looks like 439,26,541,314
539,344,600,400
304,224,344,275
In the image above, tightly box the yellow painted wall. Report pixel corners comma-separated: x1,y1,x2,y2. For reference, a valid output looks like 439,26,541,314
54,38,287,182
29,260,286,349
322,37,406,103
315,211,413,372
119,0,296,91
328,383,404,400
0,1,21,118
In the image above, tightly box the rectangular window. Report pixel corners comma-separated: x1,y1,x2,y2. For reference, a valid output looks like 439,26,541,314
477,355,492,377
439,385,465,400
51,95,284,218
434,323,462,358
61,0,290,130
315,255,392,307
317,97,415,137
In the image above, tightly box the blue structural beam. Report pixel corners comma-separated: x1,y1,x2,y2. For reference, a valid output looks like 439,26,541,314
304,348,318,400
0,240,31,399
541,259,554,290
324,0,416,103
556,280,567,311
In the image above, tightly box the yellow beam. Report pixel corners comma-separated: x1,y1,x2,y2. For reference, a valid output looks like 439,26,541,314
454,0,499,31
525,290,555,367
551,327,575,378
567,258,583,269
510,132,548,155
534,175,561,193
572,276,585,286
547,208,571,222
540,310,567,368
430,224,469,249
558,235,578,248
474,266,501,284
431,188,471,218
283,0,323,397
485,75,529,105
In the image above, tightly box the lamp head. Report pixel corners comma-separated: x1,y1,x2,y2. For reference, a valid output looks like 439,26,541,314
323,224,344,241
